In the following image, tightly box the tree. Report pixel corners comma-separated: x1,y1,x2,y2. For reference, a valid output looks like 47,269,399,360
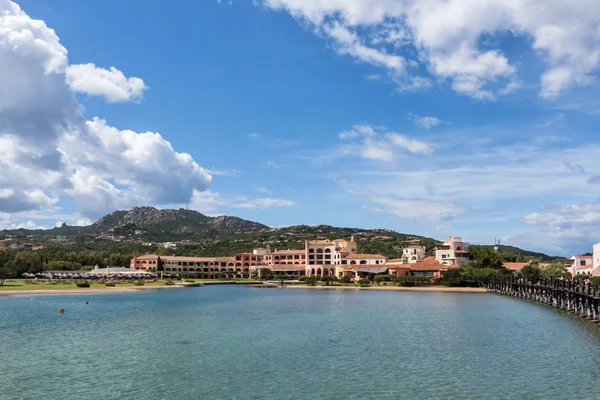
519,263,542,283
340,275,352,284
542,262,567,279
440,268,463,287
468,246,504,269
0,266,14,286
374,275,387,286
259,268,274,280
156,256,164,272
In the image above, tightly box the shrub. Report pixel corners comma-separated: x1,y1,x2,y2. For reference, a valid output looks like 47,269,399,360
275,274,287,281
321,275,338,286
105,282,116,287
440,268,463,287
340,275,352,284
358,279,371,287
298,275,308,281
165,281,175,286
185,279,195,283
76,282,90,288
134,282,145,286
305,277,317,286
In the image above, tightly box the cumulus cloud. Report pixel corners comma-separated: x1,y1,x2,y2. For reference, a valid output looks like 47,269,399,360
66,63,148,103
366,196,465,222
0,1,212,219
189,189,294,213
411,114,443,129
260,0,600,99
339,124,432,162
231,198,295,209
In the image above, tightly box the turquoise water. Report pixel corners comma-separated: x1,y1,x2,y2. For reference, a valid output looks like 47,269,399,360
2,287,600,400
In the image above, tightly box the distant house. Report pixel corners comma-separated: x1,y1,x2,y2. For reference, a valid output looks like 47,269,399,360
435,236,470,266
569,255,594,276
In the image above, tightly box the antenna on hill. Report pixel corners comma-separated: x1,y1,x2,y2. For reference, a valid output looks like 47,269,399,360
494,237,500,252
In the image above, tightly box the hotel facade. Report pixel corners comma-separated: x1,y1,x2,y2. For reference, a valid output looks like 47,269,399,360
131,235,467,281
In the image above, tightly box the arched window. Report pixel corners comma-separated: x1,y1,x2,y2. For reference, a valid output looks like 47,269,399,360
350,261,356,265
309,249,314,253
324,248,331,253
317,248,323,253
360,260,367,265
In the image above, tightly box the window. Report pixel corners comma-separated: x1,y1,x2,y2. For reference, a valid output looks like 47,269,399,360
581,260,587,266
441,255,446,259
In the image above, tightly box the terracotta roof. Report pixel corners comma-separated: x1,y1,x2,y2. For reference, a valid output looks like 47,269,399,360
344,253,386,259
386,258,406,264
268,264,306,271
406,257,444,271
405,246,424,249
138,255,235,262
271,249,304,255
504,262,528,271
308,239,333,244
387,256,445,271
572,255,592,259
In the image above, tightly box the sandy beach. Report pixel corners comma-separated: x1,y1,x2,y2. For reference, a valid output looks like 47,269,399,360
283,285,487,293
0,286,175,297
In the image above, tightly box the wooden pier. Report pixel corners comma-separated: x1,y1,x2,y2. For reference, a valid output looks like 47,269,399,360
488,277,600,323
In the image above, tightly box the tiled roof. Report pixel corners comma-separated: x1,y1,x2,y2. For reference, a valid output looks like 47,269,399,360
308,240,333,245
407,257,444,271
137,255,235,262
504,262,528,271
387,256,445,271
271,249,304,255
344,253,386,259
268,264,307,271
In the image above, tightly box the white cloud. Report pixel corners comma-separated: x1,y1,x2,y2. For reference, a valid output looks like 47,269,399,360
231,198,295,209
411,114,443,129
339,124,432,162
0,1,212,219
189,189,294,213
366,197,465,222
205,168,241,177
265,160,278,168
66,63,148,103
247,132,260,139
261,0,600,99
253,186,272,194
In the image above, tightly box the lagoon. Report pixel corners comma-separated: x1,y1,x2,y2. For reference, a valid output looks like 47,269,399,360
2,286,600,399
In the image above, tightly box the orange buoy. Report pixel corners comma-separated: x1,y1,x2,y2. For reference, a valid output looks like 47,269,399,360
59,308,65,313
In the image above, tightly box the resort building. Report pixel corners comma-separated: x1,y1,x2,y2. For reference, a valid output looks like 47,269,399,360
435,236,470,266
569,255,594,276
387,256,454,279
255,245,306,278
593,243,600,276
131,255,246,278
400,246,427,263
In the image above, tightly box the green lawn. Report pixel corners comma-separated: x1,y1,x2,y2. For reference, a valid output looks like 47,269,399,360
0,278,257,291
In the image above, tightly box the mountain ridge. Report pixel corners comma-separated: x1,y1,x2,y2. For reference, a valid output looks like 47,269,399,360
0,207,560,260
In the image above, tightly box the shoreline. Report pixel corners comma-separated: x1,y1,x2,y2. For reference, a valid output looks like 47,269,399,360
282,285,487,292
0,285,176,297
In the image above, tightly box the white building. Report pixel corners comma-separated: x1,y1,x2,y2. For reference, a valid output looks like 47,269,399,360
593,243,600,276
569,255,594,276
401,246,426,263
435,236,470,266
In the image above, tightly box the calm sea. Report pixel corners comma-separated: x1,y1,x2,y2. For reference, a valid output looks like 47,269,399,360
1,286,600,400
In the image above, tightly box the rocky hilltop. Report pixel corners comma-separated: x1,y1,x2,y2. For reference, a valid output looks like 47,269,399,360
2,207,269,240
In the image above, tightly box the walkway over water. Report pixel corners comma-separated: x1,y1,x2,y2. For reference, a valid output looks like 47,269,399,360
489,277,600,323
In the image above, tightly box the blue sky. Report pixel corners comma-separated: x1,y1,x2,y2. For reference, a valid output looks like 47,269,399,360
1,0,600,256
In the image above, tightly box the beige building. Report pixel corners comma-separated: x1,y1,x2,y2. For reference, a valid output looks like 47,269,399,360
435,236,470,266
